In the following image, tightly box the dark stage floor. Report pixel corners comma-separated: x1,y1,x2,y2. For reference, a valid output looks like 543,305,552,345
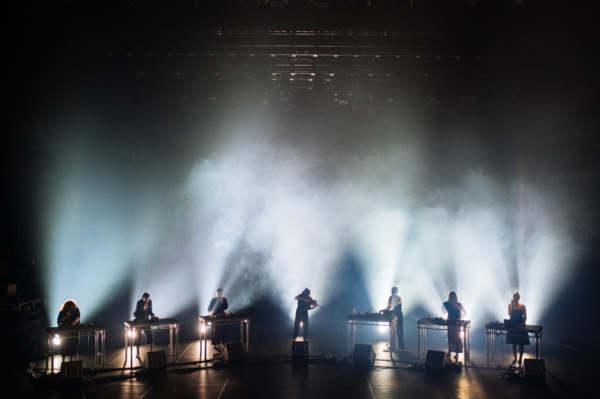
8,336,600,399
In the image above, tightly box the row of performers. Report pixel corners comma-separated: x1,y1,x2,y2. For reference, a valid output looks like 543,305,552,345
295,287,530,366
55,288,530,366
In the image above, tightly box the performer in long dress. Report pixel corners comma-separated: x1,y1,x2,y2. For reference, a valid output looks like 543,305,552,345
57,300,81,362
134,292,156,357
293,288,321,341
507,290,530,366
208,288,229,351
381,287,404,352
442,291,467,361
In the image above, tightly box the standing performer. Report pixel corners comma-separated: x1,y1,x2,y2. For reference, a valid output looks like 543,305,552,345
381,287,404,352
57,300,81,362
293,288,321,342
507,290,529,366
134,292,156,358
442,291,467,361
208,288,229,351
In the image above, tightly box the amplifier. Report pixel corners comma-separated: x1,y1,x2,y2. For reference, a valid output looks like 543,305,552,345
425,350,449,373
223,342,246,364
523,359,546,381
353,344,375,368
145,351,167,373
292,341,309,364
61,360,83,381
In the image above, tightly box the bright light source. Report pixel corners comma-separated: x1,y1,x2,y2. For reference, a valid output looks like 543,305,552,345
300,322,303,326
200,325,206,332
379,325,388,333
53,335,60,346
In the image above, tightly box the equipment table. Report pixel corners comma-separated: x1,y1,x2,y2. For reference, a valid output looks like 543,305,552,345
346,313,398,359
45,323,106,374
198,315,251,362
123,318,180,371
485,322,543,366
417,318,471,365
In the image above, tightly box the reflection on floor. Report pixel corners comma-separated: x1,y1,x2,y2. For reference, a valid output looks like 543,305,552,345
17,338,600,399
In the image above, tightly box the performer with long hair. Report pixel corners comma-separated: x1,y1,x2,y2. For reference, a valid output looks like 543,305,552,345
57,299,80,362
442,291,467,361
293,288,322,342
507,290,529,366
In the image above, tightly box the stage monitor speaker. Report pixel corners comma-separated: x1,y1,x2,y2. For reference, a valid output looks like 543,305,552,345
523,359,546,381
145,351,167,373
292,341,309,364
353,344,375,368
61,360,83,381
425,350,449,373
223,342,246,364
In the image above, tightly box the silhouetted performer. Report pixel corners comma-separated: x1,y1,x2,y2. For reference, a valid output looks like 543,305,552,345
507,290,529,366
293,288,321,341
442,291,467,361
381,287,404,351
208,288,229,350
57,300,80,362
134,292,156,357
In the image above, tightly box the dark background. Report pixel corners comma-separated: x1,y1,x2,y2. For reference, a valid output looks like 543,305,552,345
1,0,599,358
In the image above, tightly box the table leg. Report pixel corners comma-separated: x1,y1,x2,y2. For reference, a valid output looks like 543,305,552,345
170,328,174,357
95,331,99,366
389,323,393,360
246,322,250,354
102,331,106,368
463,326,467,365
486,330,489,366
424,328,427,355
353,324,356,349
392,322,396,354
539,333,542,358
51,337,54,375
347,322,350,356
418,326,421,360
124,330,128,368
45,336,49,374
130,330,134,373
490,331,493,362
536,334,539,359
467,325,471,364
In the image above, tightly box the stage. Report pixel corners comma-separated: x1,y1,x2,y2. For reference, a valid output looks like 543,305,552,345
11,336,599,399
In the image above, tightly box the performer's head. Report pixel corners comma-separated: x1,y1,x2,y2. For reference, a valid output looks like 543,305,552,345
216,288,224,297
392,287,398,294
448,291,458,303
511,290,521,306
142,292,150,302
300,288,310,298
60,300,77,312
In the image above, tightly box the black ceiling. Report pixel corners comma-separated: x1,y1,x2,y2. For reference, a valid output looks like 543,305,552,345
8,0,597,110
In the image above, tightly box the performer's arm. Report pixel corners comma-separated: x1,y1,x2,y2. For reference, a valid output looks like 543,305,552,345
460,304,467,318
222,298,228,311
295,296,306,302
521,305,527,326
208,298,216,314
148,300,155,317
508,303,512,315
58,311,70,324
